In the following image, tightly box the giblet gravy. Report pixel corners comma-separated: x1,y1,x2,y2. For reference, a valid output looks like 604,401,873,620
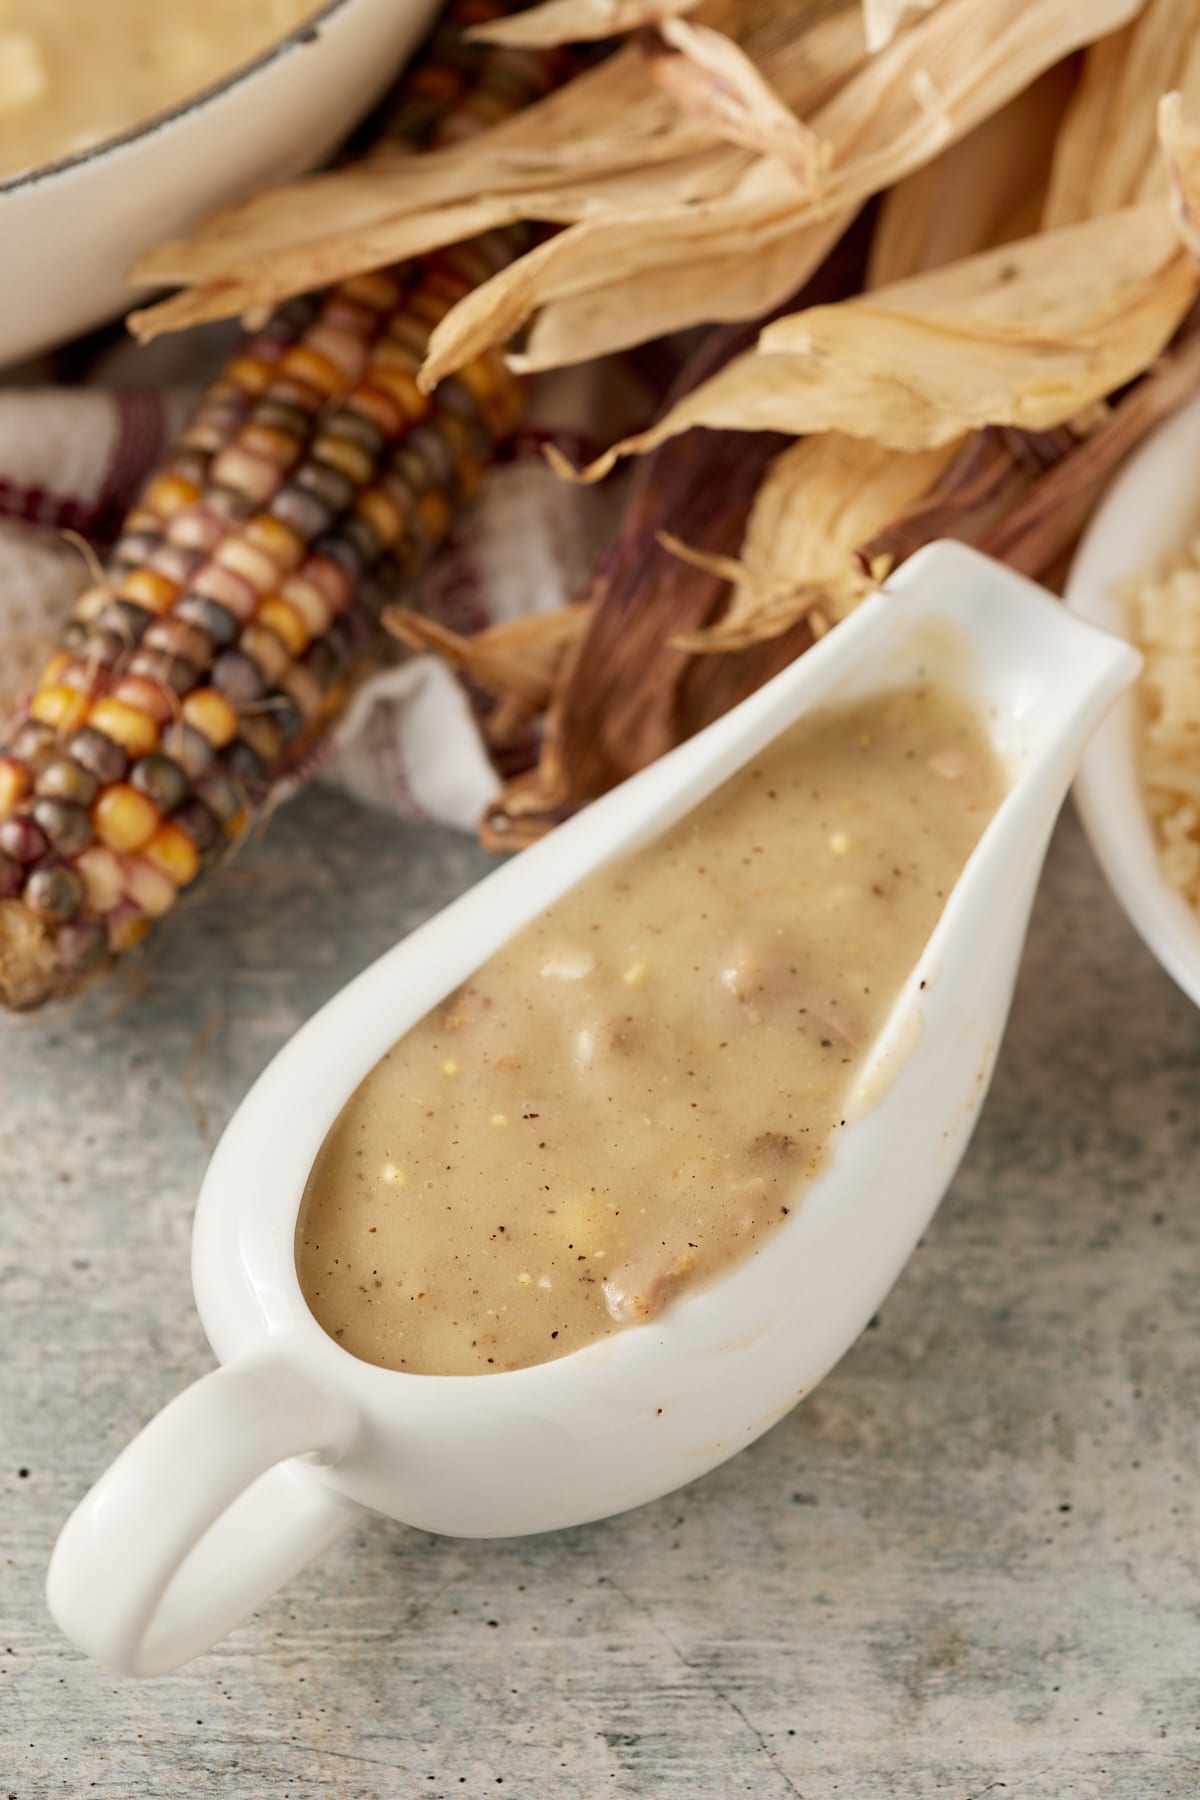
297,681,1006,1375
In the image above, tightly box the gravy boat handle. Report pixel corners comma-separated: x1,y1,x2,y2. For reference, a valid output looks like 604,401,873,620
45,1354,362,1676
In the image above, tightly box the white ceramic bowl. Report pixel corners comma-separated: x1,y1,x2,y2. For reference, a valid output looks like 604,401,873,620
1066,394,1200,1010
0,0,438,368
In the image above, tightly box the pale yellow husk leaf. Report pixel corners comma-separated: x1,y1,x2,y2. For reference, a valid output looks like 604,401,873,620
677,317,1200,657
384,602,591,703
420,0,1140,381
130,44,722,320
130,8,858,330
1160,90,1200,261
575,201,1198,475
466,0,704,46
867,63,1074,287
510,216,846,371
131,0,1135,374
669,435,959,650
861,0,941,55
677,85,1200,659
647,16,829,185
1042,0,1200,228
384,603,592,732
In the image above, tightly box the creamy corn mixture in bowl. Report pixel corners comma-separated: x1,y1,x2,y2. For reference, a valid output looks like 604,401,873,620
0,0,437,363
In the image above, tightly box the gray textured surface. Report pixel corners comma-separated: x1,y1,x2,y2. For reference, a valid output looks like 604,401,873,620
2,790,1198,1800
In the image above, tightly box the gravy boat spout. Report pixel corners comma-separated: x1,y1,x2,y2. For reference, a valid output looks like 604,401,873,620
47,542,1139,1677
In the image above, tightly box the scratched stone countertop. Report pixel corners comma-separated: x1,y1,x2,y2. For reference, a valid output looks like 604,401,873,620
2,792,1198,1800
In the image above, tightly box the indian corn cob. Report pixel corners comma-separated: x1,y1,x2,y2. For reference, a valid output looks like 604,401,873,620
0,5,560,1012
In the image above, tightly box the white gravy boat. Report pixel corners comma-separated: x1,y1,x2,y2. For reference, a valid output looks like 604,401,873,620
46,542,1138,1676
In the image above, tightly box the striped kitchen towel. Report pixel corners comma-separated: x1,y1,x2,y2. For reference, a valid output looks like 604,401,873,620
0,328,632,832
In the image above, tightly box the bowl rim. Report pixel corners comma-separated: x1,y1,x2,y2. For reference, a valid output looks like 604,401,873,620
0,0,360,198
1065,393,1200,1011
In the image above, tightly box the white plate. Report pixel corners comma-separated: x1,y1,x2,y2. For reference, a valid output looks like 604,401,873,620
0,0,437,366
1066,393,1200,1009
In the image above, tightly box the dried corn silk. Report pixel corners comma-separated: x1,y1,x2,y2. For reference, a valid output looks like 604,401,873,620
1130,544,1200,912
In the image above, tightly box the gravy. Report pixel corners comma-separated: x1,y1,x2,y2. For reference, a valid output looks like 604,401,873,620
297,682,1006,1375
0,0,321,178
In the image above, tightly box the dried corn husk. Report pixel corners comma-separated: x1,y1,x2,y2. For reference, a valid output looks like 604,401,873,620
1042,0,1200,228
426,0,1138,383
857,426,1078,576
384,603,593,744
514,218,848,369
975,315,1200,573
680,312,1200,654
131,0,1136,384
574,201,1198,473
867,63,1075,287
479,418,809,844
645,16,828,185
668,435,958,650
473,302,812,839
425,0,1138,381
1161,91,1200,261
656,83,1200,655
450,306,1200,812
431,0,1140,382
862,0,940,54
466,0,705,44
129,52,743,338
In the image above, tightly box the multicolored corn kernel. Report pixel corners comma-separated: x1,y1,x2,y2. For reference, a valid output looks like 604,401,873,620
181,687,239,749
93,785,160,855
124,857,178,918
87,697,160,759
0,815,49,864
142,822,201,889
23,863,85,925
30,797,93,858
172,799,220,857
55,918,109,976
76,846,125,914
0,757,31,818
129,753,190,814
68,727,128,786
36,757,100,809
29,685,91,734
106,900,152,952
10,721,57,770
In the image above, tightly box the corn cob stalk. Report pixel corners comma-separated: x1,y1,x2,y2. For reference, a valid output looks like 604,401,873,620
0,8,555,1012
